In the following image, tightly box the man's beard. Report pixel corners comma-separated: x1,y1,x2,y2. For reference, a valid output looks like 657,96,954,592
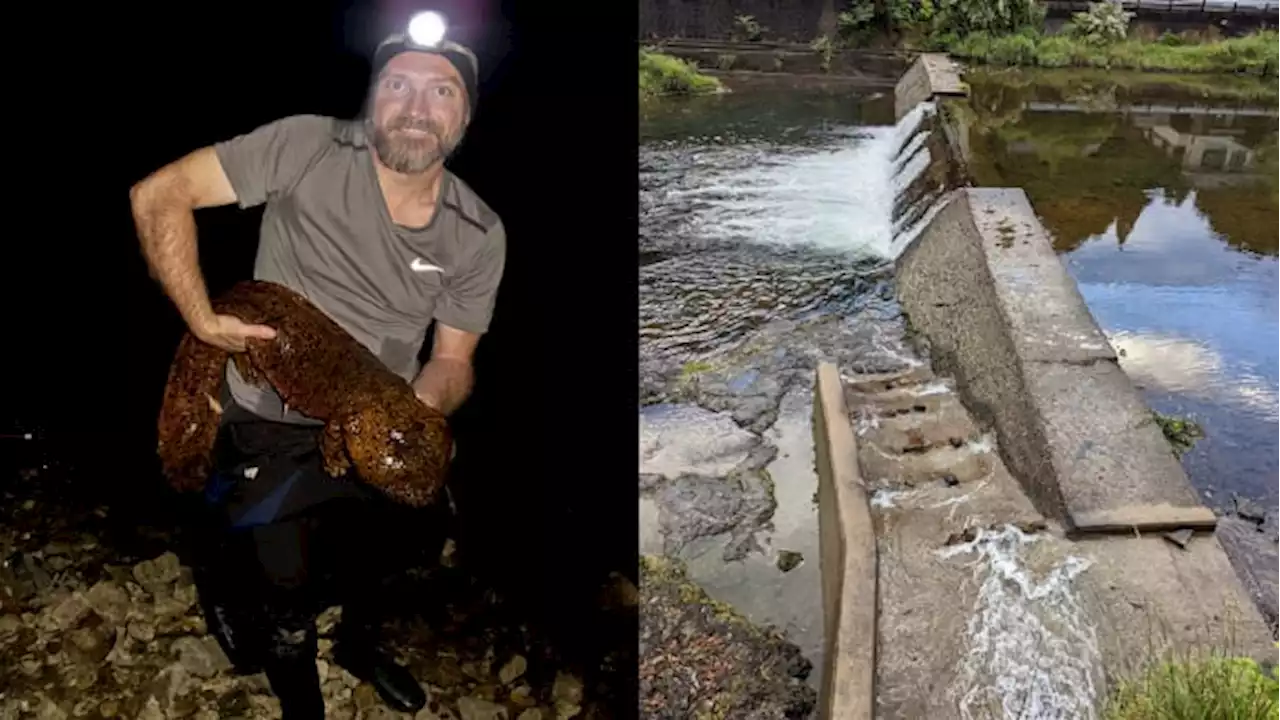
368,116,463,175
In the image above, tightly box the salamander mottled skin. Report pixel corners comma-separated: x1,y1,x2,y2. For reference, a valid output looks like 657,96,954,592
156,280,451,508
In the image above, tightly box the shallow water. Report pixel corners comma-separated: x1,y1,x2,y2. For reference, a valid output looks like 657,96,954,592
638,84,919,690
960,70,1279,514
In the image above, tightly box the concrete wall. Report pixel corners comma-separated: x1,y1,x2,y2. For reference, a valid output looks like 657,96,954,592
650,42,911,84
897,189,1220,534
812,363,876,720
640,0,833,42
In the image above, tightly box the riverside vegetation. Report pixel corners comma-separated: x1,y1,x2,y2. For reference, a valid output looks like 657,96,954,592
731,0,1279,75
639,50,723,99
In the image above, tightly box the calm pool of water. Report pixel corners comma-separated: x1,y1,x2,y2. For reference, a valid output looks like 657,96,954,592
961,70,1279,511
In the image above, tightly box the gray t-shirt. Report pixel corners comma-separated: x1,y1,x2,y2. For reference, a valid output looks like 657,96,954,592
212,114,506,425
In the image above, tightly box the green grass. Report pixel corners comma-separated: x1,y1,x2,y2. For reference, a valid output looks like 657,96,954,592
964,65,1279,103
1104,655,1279,719
640,50,724,99
950,30,1278,75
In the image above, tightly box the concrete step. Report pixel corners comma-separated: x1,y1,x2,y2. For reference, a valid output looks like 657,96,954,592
845,368,1274,720
847,371,1084,718
844,373,992,488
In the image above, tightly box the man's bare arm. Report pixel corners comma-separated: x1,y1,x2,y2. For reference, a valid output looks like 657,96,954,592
129,147,241,337
413,324,480,416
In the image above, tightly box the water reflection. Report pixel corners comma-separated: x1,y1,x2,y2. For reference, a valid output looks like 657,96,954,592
957,71,1278,256
959,69,1278,505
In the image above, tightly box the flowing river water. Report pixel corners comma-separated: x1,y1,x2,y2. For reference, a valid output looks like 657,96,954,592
638,83,939,692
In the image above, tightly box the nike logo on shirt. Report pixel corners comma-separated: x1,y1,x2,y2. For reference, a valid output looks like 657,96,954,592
410,258,444,273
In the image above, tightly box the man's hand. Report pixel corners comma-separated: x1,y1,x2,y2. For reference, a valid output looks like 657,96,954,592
412,325,479,417
193,313,277,352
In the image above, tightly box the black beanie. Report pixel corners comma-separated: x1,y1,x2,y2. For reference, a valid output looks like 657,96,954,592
372,35,479,117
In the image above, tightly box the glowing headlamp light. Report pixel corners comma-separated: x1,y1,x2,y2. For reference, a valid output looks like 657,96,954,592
406,11,447,48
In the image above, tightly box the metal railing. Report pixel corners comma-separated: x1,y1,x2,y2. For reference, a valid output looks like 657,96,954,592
1044,0,1278,14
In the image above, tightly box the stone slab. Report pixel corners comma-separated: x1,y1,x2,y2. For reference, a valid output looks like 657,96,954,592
1026,361,1210,532
967,188,1118,366
919,54,967,97
1074,533,1277,677
893,53,967,121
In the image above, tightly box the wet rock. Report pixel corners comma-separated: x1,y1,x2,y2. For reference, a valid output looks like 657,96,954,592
0,469,621,720
363,706,408,720
776,551,803,573
170,636,232,678
7,551,53,599
651,467,776,562
50,591,91,630
67,620,114,666
1162,528,1194,549
0,613,21,636
417,704,460,720
1232,493,1267,525
33,697,67,720
457,696,508,720
551,672,583,706
639,555,816,719
1216,515,1279,633
509,684,536,707
498,654,527,685
85,576,129,622
640,404,760,480
132,552,181,594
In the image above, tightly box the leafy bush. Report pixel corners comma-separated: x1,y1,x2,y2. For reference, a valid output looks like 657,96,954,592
854,0,1042,50
639,51,723,98
1157,30,1190,46
837,2,878,45
1066,1,1135,44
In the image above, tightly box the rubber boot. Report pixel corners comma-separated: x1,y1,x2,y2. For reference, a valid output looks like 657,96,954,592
332,613,426,713
262,607,326,720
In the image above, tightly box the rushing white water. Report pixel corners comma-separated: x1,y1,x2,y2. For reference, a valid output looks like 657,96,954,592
938,525,1102,720
888,102,952,259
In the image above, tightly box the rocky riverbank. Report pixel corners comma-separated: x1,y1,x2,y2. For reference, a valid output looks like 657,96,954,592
638,555,816,719
0,448,624,720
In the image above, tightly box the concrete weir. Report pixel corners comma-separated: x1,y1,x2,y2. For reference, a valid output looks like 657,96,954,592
813,54,1276,719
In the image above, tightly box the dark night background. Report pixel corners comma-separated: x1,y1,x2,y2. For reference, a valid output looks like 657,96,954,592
5,0,638,707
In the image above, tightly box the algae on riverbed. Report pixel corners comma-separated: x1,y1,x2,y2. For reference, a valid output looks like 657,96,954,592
639,555,816,719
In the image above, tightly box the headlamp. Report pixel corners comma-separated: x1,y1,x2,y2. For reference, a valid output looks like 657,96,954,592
371,10,480,115
406,11,447,48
